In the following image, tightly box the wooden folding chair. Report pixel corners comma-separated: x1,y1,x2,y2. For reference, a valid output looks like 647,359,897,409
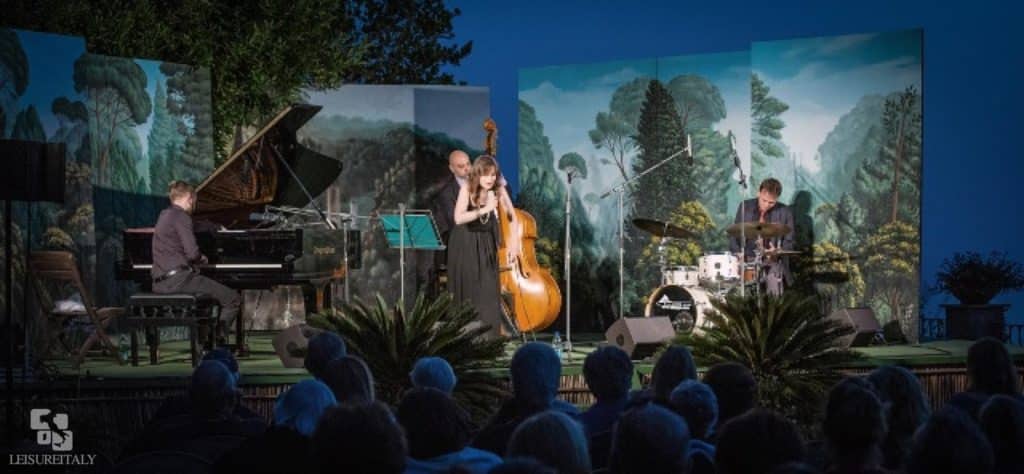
29,250,123,367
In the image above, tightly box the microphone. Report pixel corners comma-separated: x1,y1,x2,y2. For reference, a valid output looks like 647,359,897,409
686,134,693,165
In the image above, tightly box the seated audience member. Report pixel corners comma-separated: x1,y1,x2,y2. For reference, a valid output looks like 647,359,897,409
273,379,337,436
609,404,691,474
979,395,1024,474
398,387,501,474
822,377,888,474
630,345,698,408
580,346,634,470
767,463,822,474
214,380,334,474
488,458,558,474
948,337,1022,419
905,407,994,474
121,361,265,461
410,356,458,394
867,365,930,471
322,354,376,403
312,402,408,474
150,348,259,422
507,411,591,474
669,380,718,474
473,342,577,456
702,362,757,428
715,410,804,474
304,331,347,380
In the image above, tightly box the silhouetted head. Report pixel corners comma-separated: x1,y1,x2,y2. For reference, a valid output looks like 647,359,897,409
305,331,347,380
189,360,238,419
584,346,634,402
979,394,1024,474
610,404,690,474
410,356,457,394
510,342,562,411
397,387,473,460
508,411,591,474
703,362,757,424
652,345,698,403
274,379,337,436
322,355,375,404
967,337,1020,396
669,380,719,440
312,402,407,474
716,409,805,474
906,407,994,474
823,377,887,468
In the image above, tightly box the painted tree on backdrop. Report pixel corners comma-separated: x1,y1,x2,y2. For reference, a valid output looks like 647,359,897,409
633,79,694,222
589,77,650,182
147,81,182,195
0,29,29,137
751,73,788,170
160,63,214,183
11,105,45,141
72,53,151,188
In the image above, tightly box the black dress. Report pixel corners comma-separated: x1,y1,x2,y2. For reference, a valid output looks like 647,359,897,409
447,203,506,337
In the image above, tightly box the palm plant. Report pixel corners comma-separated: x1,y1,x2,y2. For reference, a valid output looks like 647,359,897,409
675,292,860,429
307,291,509,422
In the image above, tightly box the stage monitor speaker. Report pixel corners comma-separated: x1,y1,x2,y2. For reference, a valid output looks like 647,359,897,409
605,317,675,359
0,140,65,203
272,324,325,368
829,307,881,348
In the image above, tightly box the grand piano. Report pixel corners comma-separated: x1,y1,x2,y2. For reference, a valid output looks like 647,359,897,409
117,104,351,351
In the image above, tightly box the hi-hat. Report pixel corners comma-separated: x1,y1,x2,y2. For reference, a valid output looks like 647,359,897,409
632,218,694,239
725,221,790,239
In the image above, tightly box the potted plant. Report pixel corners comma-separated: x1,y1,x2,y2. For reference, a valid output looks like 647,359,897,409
935,251,1024,340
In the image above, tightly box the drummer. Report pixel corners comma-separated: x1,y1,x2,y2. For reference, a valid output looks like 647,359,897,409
729,178,795,295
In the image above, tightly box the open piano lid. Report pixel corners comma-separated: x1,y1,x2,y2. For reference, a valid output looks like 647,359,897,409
194,104,342,228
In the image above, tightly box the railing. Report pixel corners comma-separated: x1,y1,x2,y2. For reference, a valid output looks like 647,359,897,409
919,317,1024,346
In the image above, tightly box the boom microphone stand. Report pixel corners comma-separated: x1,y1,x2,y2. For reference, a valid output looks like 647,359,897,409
728,131,749,297
600,135,691,318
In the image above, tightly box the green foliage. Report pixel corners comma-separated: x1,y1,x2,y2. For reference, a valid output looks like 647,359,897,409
0,28,29,96
666,74,726,131
11,105,45,141
751,73,789,167
3,0,469,160
306,292,508,422
159,63,212,176
809,242,866,308
147,81,182,194
879,86,922,224
633,79,695,220
558,152,587,179
638,201,716,267
51,97,88,123
588,77,649,181
676,292,859,429
862,221,919,324
934,251,1024,305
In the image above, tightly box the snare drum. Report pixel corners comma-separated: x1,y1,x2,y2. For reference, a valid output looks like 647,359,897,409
698,252,740,281
663,265,700,287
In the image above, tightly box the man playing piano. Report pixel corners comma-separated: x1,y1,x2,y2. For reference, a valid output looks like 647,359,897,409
152,180,241,343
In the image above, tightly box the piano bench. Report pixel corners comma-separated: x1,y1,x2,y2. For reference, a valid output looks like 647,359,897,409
126,293,221,367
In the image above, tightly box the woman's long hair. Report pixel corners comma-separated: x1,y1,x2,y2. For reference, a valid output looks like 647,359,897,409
466,155,504,208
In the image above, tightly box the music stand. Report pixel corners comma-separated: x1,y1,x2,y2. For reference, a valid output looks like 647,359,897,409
377,205,444,310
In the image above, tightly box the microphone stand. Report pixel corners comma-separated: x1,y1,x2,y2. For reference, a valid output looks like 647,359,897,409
563,170,575,358
599,136,691,318
728,131,749,297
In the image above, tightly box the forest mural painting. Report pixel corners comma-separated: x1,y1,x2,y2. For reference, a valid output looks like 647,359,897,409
519,29,922,336
0,28,215,351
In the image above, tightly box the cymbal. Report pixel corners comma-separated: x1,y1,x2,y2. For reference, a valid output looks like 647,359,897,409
725,222,790,239
632,218,694,239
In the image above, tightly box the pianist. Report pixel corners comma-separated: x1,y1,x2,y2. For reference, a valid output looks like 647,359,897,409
152,180,241,343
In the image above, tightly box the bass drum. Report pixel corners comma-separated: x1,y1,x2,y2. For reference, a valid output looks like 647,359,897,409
644,285,713,335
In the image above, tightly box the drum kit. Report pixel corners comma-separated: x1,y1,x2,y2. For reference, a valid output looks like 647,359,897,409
632,217,797,334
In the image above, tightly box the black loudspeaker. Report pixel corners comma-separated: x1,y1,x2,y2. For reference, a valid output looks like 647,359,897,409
829,307,882,348
272,324,325,368
0,140,65,203
605,317,675,359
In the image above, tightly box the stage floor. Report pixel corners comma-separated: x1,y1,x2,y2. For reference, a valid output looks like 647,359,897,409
45,332,1024,385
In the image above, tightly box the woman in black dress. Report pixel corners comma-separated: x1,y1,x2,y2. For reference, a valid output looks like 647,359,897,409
447,155,519,337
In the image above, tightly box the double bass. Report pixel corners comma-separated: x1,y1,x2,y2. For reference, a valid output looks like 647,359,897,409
484,119,562,333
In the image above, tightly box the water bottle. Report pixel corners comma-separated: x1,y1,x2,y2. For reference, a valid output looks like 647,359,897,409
552,331,564,360
118,333,130,363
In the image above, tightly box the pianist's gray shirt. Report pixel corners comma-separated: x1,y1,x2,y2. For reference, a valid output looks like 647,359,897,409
152,204,202,279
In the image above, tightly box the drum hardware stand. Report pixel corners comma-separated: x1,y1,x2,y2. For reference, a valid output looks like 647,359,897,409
600,136,691,318
728,131,749,298
563,167,578,357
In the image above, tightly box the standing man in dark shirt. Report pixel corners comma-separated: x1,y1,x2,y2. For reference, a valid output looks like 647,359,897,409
152,181,240,341
729,178,795,295
418,150,471,299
